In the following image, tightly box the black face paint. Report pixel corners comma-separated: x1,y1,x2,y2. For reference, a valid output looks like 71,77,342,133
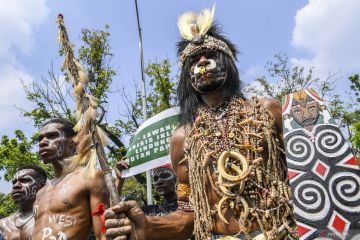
152,168,176,197
189,52,226,93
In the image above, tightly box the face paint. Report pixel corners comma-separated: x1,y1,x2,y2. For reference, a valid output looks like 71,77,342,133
152,168,176,196
12,169,38,203
38,123,68,164
290,98,320,128
189,53,226,93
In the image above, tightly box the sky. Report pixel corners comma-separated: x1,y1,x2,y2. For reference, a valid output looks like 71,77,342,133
1,0,359,193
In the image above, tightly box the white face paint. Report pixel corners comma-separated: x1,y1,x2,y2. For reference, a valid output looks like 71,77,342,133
12,169,38,203
39,123,68,163
193,58,217,74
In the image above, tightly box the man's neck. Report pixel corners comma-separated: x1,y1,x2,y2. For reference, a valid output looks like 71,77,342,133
18,201,34,217
52,159,65,178
199,89,228,108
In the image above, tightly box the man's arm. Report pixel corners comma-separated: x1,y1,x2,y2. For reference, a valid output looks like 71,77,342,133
105,126,195,240
89,170,110,240
145,126,194,239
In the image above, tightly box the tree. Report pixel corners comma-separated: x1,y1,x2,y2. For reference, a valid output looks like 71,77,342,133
0,193,17,218
245,53,331,101
0,24,177,215
348,74,360,156
0,130,52,181
114,59,177,205
0,130,51,218
245,54,359,145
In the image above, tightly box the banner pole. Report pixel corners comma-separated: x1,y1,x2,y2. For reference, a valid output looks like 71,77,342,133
134,0,153,205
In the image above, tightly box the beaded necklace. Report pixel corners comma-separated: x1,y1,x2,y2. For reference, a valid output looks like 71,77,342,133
185,97,297,240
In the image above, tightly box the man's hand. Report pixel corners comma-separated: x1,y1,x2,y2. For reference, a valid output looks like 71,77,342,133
104,201,147,240
115,159,129,194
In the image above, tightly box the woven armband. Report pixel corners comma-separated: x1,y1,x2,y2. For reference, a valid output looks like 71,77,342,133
177,200,194,212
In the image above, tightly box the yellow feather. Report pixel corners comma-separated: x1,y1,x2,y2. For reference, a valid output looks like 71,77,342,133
85,106,97,121
73,113,84,132
74,109,82,121
76,134,92,155
85,94,98,108
73,82,84,97
74,60,89,84
178,12,197,40
79,70,89,84
96,126,110,147
83,149,97,179
178,6,215,40
197,5,215,36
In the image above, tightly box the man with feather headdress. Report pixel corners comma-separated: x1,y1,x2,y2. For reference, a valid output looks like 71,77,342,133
31,118,109,240
105,7,297,240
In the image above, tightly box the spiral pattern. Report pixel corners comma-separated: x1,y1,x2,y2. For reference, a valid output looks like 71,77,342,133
329,172,360,213
285,133,315,166
293,180,330,220
315,125,348,158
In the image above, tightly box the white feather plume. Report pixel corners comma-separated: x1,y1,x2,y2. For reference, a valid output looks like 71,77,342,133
178,5,215,41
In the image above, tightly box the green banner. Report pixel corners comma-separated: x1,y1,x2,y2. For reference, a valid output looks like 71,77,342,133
122,107,180,177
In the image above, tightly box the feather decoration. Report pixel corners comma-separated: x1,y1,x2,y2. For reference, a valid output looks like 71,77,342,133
197,5,215,36
85,94,98,108
56,14,113,180
73,82,84,97
83,149,97,178
75,134,92,154
74,60,89,85
178,12,197,41
85,106,97,121
96,125,110,147
73,113,84,132
178,5,215,41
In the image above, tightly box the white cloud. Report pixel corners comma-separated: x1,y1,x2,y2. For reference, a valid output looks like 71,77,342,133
0,65,33,130
0,0,49,132
0,0,49,58
291,0,360,82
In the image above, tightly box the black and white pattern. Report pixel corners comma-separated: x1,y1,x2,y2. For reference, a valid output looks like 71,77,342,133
284,124,360,240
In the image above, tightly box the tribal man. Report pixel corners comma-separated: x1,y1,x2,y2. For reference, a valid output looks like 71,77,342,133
32,118,109,239
0,165,47,240
143,165,178,216
105,7,297,240
116,162,178,216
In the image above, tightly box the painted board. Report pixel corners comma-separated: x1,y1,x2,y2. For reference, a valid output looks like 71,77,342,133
282,89,360,240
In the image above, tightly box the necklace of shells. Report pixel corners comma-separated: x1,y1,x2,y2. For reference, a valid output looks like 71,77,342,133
185,96,297,239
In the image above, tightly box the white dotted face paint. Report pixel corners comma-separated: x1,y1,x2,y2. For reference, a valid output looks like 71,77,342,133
12,169,38,203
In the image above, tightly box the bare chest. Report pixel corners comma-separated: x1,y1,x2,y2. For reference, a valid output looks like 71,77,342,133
34,173,92,225
0,217,33,240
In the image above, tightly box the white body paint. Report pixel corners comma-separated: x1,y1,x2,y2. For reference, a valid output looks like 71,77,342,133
42,227,67,240
2,221,11,233
48,215,77,227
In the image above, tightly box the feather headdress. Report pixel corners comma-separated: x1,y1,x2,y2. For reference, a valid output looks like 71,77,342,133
177,6,235,66
57,14,110,178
